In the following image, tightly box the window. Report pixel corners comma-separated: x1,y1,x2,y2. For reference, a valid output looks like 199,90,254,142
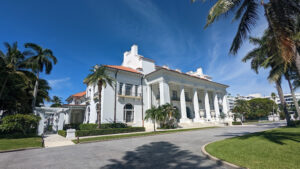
125,84,133,96
124,104,134,122
119,83,123,95
172,90,178,99
135,85,138,96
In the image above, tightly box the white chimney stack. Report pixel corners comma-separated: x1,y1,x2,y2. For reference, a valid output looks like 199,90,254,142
131,44,138,55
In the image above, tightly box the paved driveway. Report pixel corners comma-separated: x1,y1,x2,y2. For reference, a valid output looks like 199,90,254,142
0,122,284,169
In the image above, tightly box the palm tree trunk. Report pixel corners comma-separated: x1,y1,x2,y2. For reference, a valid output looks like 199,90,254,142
97,81,102,128
286,74,300,118
32,72,39,111
275,80,291,126
0,76,9,100
295,47,300,77
153,119,156,132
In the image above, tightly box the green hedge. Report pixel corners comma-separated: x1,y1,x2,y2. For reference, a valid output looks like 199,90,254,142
63,123,81,130
76,127,145,137
290,120,300,127
79,123,127,130
58,130,66,137
232,122,242,125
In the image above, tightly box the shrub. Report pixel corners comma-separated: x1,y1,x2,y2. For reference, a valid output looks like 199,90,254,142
58,130,66,137
79,123,127,130
76,127,145,137
79,124,98,130
0,114,40,136
63,123,81,130
232,122,242,125
101,123,127,129
290,120,300,127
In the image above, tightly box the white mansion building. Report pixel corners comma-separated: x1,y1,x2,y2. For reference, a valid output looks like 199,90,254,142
36,45,232,134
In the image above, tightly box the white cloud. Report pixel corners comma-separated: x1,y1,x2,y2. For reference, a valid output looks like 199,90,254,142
48,77,71,88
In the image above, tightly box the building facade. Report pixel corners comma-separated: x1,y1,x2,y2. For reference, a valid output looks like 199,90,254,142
36,45,232,133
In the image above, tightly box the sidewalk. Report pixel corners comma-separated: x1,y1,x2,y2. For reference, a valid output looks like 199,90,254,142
44,134,74,148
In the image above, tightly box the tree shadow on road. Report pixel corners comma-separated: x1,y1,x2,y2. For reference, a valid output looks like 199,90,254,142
100,141,225,169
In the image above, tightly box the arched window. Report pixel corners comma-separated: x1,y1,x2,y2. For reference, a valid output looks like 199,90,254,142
124,104,134,122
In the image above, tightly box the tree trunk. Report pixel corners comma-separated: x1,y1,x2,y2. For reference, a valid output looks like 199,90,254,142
153,119,156,132
295,48,300,78
286,74,300,118
97,81,102,129
0,76,9,100
275,80,291,126
32,72,39,112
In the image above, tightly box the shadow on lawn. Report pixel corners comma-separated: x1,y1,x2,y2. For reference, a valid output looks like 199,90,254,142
100,141,225,169
236,128,300,145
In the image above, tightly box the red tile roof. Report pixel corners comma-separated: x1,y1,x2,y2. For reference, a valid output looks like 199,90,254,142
71,91,86,97
104,65,142,74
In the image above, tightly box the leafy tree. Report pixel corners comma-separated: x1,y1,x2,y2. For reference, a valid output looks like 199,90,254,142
24,43,57,110
83,65,114,128
248,98,275,120
232,99,249,122
50,96,63,107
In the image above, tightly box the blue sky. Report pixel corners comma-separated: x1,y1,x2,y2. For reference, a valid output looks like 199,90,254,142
0,0,295,103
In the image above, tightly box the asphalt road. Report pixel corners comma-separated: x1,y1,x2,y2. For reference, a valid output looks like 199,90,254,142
0,122,284,169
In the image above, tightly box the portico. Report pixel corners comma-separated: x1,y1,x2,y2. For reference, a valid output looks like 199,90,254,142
145,67,231,126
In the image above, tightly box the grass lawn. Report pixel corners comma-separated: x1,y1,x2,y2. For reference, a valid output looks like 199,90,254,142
74,127,216,143
206,126,300,169
0,137,42,151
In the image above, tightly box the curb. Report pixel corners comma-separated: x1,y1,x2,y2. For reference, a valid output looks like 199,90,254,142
201,142,247,169
0,147,42,153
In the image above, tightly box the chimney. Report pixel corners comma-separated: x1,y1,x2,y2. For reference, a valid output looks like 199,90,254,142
131,44,138,55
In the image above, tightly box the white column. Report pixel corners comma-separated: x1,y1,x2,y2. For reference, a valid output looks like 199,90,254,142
222,94,229,117
180,86,189,123
214,92,220,121
193,88,201,122
159,80,170,105
122,83,125,95
204,90,211,121
147,85,152,109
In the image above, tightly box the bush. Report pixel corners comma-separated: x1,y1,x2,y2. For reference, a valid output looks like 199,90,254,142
79,124,98,130
0,114,40,136
76,127,145,137
79,123,127,130
101,123,127,129
290,120,300,127
63,123,81,130
58,130,66,137
232,122,242,125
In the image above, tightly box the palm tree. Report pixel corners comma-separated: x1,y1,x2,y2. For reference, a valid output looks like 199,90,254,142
24,43,57,110
50,96,62,107
271,92,277,120
161,103,180,127
35,79,51,107
198,0,300,75
145,106,160,132
0,42,32,99
242,29,292,125
83,65,114,128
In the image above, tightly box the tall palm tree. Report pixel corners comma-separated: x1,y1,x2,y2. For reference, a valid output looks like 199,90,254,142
24,43,57,110
0,42,32,99
83,65,114,128
242,29,292,125
197,0,300,75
